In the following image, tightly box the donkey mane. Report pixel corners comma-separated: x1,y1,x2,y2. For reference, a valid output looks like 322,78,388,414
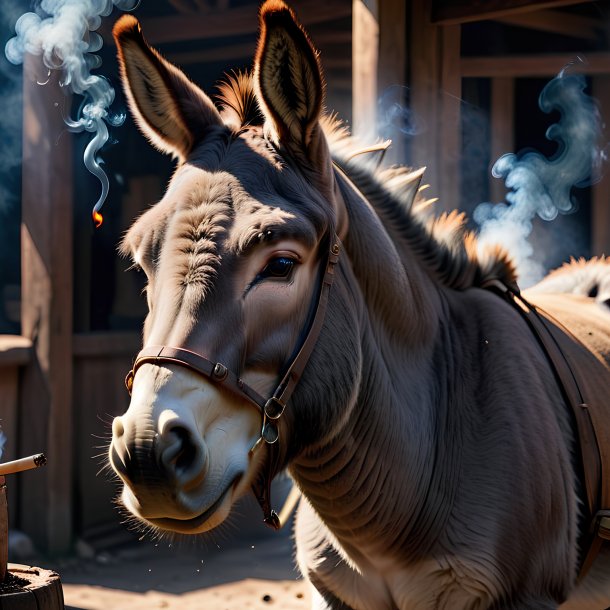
215,72,517,291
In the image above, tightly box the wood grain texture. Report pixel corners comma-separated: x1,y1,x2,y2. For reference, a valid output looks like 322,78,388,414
20,55,73,554
432,0,591,25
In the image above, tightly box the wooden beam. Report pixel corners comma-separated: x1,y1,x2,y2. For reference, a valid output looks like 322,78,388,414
377,0,407,162
495,9,600,40
592,75,610,256
352,0,378,141
20,56,73,554
166,28,352,67
409,0,441,196
0,367,20,520
166,42,255,66
439,25,462,213
132,0,352,45
0,336,32,367
461,53,610,78
73,333,141,358
489,77,515,203
431,0,592,26
168,0,198,13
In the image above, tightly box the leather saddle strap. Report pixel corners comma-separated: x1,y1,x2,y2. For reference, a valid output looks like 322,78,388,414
510,291,602,518
484,284,608,579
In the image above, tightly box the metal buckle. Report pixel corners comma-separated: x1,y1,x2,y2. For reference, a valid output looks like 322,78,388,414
263,510,281,530
598,512,610,541
262,421,279,444
248,418,279,455
125,370,134,394
264,397,285,420
212,362,228,380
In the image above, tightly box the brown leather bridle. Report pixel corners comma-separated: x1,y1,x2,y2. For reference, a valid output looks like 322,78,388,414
125,233,341,528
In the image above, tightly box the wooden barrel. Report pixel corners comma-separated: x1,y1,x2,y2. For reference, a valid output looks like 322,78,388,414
0,564,64,609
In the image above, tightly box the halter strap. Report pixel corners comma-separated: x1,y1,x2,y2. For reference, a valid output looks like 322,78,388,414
125,232,341,527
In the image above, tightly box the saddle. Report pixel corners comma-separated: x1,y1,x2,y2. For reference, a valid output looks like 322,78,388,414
486,281,610,580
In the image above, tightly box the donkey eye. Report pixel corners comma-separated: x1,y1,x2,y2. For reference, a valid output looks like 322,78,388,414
261,256,295,279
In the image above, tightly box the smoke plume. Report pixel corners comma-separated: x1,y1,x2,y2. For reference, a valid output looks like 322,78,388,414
475,68,603,288
5,0,139,226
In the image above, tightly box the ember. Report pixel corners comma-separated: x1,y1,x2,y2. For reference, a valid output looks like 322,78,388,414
93,210,104,228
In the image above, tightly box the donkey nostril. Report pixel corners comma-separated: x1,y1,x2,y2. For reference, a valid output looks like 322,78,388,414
160,425,204,483
112,417,125,438
172,427,197,475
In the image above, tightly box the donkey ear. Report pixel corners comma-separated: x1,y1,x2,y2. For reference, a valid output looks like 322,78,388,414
254,1,325,159
113,15,223,160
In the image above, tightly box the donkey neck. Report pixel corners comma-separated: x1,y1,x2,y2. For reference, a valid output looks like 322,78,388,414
335,170,443,344
291,175,458,567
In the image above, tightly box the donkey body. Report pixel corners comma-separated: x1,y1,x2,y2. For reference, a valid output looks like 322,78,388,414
109,3,610,608
528,256,610,309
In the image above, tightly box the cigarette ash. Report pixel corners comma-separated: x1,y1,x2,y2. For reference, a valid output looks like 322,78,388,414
0,573,31,594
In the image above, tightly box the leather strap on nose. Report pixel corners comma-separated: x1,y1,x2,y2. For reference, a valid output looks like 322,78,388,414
125,346,268,415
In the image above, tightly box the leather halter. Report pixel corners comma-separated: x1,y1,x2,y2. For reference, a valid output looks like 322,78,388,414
125,233,341,528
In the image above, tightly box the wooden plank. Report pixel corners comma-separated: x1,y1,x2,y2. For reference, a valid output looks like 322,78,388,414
72,332,141,358
431,0,592,25
489,77,515,203
352,0,378,141
0,336,32,367
73,355,133,537
495,9,599,40
113,0,352,45
20,55,73,554
439,25,462,213
167,42,256,66
167,32,353,67
0,476,6,581
592,76,610,256
376,0,407,162
0,372,18,520
462,53,610,78
409,0,441,197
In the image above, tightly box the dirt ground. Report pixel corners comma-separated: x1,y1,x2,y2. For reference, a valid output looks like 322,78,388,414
20,492,312,610
51,530,310,610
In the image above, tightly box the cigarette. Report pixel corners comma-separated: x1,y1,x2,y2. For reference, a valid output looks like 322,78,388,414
0,454,47,475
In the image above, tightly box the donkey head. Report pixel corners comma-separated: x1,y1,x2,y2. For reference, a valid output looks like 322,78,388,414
108,1,358,534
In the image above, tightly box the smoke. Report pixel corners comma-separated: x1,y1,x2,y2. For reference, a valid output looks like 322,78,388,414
474,67,604,288
5,0,139,226
378,85,426,141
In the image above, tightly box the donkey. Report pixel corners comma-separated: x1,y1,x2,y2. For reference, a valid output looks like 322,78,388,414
108,2,610,608
528,256,610,309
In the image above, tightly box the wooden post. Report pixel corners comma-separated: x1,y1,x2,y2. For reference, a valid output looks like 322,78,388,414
0,476,7,581
439,25,462,213
489,77,515,204
410,2,463,211
376,0,407,163
592,75,610,256
352,0,378,141
20,54,73,554
409,0,441,201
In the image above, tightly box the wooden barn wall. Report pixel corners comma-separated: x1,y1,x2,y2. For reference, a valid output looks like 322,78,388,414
11,0,610,555
0,338,32,524
72,334,140,544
